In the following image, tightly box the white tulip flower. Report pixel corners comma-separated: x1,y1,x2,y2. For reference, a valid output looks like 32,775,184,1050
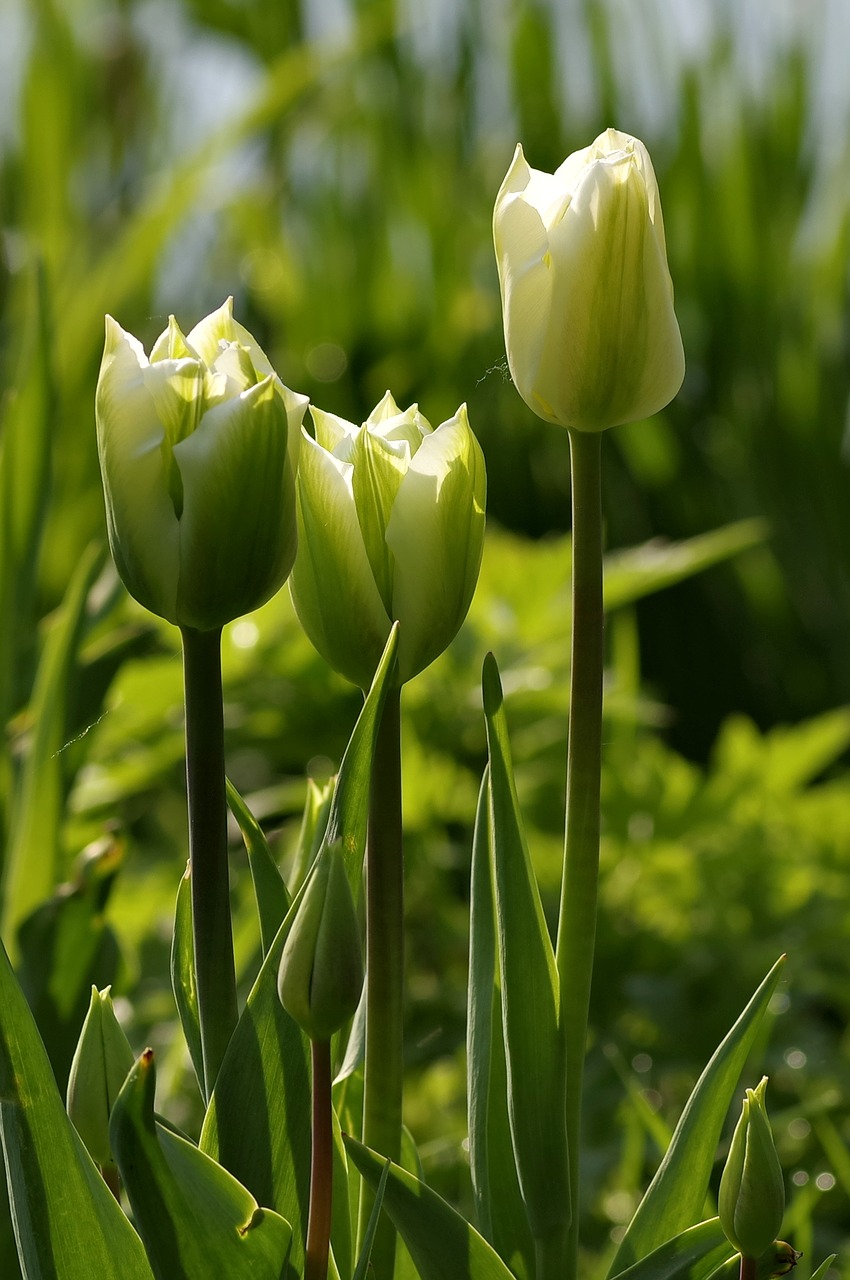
95,298,308,631
290,392,486,688
494,129,685,432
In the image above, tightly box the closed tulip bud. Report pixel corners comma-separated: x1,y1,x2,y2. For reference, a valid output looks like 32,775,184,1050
493,129,685,433
66,986,135,1169
96,298,308,631
278,843,364,1043
719,1077,785,1259
290,392,486,688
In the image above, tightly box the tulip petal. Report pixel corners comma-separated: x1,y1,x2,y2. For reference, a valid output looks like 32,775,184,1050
95,317,181,621
542,150,684,429
186,297,276,378
386,406,485,681
290,432,391,690
351,426,410,607
311,405,357,457
493,148,556,425
173,375,299,630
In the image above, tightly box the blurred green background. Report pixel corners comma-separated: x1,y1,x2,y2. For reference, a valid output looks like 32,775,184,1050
1,0,849,1274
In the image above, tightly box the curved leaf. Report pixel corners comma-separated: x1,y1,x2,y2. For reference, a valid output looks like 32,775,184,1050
609,957,786,1274
609,1219,733,1280
344,1137,516,1280
111,1049,291,1280
0,939,152,1279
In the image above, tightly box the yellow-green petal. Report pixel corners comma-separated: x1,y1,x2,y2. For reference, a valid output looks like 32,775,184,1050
173,375,298,630
290,432,391,689
95,317,181,621
386,405,486,682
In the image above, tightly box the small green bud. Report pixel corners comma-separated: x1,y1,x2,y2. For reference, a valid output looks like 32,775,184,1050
277,843,364,1042
757,1242,802,1278
719,1077,785,1259
66,986,135,1168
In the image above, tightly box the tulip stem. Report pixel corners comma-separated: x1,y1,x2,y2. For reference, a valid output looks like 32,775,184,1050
357,685,404,1279
305,1038,334,1280
556,430,604,1278
180,626,239,1102
739,1257,757,1280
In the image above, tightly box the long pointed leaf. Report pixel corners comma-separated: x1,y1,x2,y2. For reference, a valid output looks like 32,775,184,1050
0,939,152,1279
482,652,570,1244
608,1219,733,1280
2,543,104,951
226,778,290,956
608,957,786,1274
111,1049,291,1280
467,767,534,1279
170,865,203,1095
344,1137,517,1280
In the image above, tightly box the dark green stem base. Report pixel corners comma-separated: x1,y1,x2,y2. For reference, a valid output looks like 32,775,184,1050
739,1256,757,1280
555,430,604,1279
180,626,239,1102
305,1039,334,1280
357,686,404,1279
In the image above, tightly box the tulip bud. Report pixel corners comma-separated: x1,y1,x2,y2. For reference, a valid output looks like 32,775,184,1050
66,986,135,1169
278,843,364,1043
719,1077,785,1259
493,129,685,433
290,392,486,688
96,298,309,631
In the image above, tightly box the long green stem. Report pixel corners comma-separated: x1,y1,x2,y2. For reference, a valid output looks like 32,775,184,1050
180,625,239,1102
555,430,604,1279
305,1038,334,1280
357,686,404,1279
739,1257,757,1280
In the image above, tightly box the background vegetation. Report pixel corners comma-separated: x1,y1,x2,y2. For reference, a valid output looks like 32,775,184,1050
0,0,848,1275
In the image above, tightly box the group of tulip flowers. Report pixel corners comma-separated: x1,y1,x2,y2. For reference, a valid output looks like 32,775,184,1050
0,130,830,1280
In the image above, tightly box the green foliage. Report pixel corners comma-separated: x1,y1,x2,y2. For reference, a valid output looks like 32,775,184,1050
111,1048,292,1279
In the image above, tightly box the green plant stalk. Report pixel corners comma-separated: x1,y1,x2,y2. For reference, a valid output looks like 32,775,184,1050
180,625,239,1102
306,1038,334,1280
555,430,604,1278
535,1225,571,1280
357,686,404,1279
739,1257,757,1280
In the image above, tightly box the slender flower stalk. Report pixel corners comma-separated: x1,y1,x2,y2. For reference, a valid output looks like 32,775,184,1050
555,430,604,1278
305,1039,334,1280
357,686,404,1279
181,625,238,1101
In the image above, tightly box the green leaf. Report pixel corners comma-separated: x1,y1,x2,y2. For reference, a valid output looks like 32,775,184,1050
603,520,768,612
16,838,122,1094
608,957,786,1275
0,938,153,1279
344,1137,517,1280
467,768,534,1279
170,865,203,1096
0,260,53,742
226,778,290,956
481,652,570,1244
200,625,399,1275
110,1049,292,1280
2,542,104,952
351,1158,391,1280
325,621,399,892
608,1219,733,1280
809,1258,837,1280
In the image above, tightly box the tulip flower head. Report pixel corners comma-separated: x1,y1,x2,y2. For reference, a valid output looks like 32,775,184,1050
96,299,308,631
290,392,486,688
493,128,685,432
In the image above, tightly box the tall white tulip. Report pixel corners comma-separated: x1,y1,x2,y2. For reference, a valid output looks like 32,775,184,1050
290,392,486,688
493,129,685,432
96,298,308,631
